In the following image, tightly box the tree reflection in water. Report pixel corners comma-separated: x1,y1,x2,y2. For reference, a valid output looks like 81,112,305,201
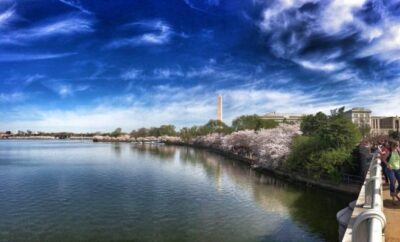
130,143,176,161
129,144,354,242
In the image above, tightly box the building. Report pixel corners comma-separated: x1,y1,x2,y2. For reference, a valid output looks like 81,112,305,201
260,112,305,123
343,107,372,128
217,95,223,122
371,116,400,135
344,107,400,135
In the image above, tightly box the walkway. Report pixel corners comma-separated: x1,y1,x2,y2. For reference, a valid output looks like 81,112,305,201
382,183,400,242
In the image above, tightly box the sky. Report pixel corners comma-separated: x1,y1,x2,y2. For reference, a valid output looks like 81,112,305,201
1,0,400,132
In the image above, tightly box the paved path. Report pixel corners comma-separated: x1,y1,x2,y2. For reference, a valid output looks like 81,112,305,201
382,183,400,242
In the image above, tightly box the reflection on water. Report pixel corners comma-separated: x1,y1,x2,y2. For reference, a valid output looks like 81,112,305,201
132,143,177,160
0,141,354,242
132,144,353,241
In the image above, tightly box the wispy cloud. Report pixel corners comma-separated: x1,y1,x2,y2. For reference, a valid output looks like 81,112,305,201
153,68,184,79
0,52,76,62
58,0,92,14
121,69,143,80
0,92,26,103
0,13,94,45
1,83,347,132
107,20,184,49
44,82,90,98
359,23,400,62
295,59,345,72
0,3,16,29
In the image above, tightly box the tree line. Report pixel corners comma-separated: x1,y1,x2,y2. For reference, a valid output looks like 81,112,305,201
109,114,279,138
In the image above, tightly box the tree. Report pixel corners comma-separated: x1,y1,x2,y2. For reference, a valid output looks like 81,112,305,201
300,112,328,136
288,110,361,179
135,128,149,137
259,119,279,129
317,115,361,150
159,125,176,136
232,114,278,131
148,127,160,137
111,128,122,137
199,120,232,135
232,115,260,131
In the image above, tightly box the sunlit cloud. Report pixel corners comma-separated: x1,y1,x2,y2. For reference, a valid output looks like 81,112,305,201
295,59,345,72
0,3,16,29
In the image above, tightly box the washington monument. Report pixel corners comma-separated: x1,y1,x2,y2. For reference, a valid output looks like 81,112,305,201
217,94,223,122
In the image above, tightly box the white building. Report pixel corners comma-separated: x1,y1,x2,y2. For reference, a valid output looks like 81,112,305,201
261,112,305,123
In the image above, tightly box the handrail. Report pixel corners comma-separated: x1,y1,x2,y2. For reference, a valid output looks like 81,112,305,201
350,152,386,242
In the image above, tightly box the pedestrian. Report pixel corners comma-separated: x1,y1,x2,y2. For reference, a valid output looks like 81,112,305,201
384,140,400,203
379,140,389,184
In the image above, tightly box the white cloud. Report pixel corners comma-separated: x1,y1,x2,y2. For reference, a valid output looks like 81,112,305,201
0,92,26,103
121,69,143,80
58,0,92,14
348,81,400,116
1,84,347,132
320,0,367,33
0,4,16,29
295,59,345,72
0,52,76,62
43,82,90,98
107,20,183,48
0,14,94,45
19,14,93,38
186,66,215,78
153,68,184,79
359,23,400,62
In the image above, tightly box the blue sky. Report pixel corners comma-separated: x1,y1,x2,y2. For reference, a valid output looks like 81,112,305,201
1,0,400,132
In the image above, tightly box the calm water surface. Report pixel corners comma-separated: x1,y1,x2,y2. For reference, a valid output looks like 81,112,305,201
0,140,354,242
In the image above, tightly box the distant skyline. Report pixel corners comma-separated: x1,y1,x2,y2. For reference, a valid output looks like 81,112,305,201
1,0,400,132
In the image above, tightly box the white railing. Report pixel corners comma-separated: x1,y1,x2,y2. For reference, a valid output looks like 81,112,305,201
350,152,386,242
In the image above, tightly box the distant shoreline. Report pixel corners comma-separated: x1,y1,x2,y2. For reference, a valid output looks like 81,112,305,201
0,136,93,140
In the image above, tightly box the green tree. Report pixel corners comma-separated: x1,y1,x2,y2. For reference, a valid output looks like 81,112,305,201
288,110,361,179
232,114,278,131
232,115,260,131
259,119,279,129
199,120,232,135
111,128,122,137
148,127,160,137
136,128,149,137
300,112,328,136
317,115,361,150
159,125,176,136
179,127,192,142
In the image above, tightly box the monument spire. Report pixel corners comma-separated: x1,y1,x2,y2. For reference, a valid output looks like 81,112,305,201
217,94,223,122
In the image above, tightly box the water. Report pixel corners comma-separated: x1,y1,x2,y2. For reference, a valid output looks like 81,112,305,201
0,140,354,242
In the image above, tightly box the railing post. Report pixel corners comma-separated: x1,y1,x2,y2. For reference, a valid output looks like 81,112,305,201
341,152,386,241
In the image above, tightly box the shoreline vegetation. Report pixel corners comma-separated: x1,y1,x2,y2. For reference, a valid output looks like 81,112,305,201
91,124,361,194
1,112,366,194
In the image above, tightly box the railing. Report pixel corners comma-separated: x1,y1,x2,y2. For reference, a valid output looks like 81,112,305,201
346,152,386,242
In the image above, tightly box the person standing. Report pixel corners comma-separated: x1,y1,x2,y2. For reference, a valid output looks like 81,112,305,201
379,140,390,184
385,140,400,203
